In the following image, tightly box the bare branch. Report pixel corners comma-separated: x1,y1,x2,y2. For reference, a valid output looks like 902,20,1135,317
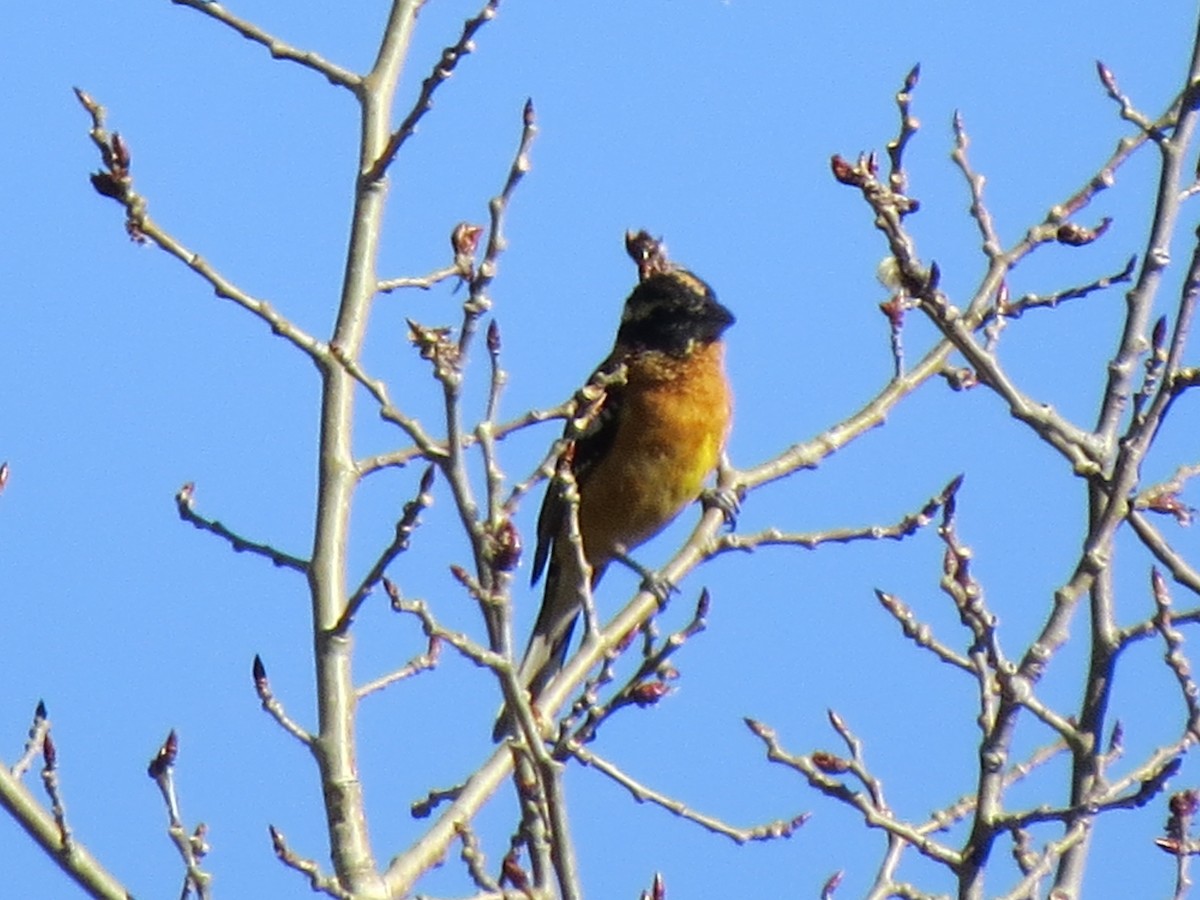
379,265,464,294
565,740,807,844
1127,511,1200,598
875,589,972,672
356,635,441,700
170,0,360,89
707,474,959,557
886,64,921,198
269,825,353,899
1153,569,1200,737
365,0,501,182
0,761,132,899
39,735,71,856
988,254,1137,323
11,700,49,779
336,465,437,634
252,656,315,747
950,110,1003,261
744,717,960,868
175,482,309,573
75,90,330,363
147,731,212,900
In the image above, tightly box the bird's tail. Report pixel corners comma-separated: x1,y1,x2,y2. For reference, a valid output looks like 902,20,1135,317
491,555,590,741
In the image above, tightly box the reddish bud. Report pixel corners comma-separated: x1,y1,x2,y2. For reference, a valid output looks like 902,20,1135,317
822,870,845,898
615,627,638,653
1107,720,1124,754
879,295,907,329
383,577,402,606
812,751,851,774
1096,60,1118,94
1157,837,1184,853
269,824,286,855
253,654,268,695
1170,789,1200,819
110,132,131,173
631,680,670,707
1152,567,1171,607
147,729,178,779
489,519,522,573
89,171,123,199
625,229,670,280
418,464,436,497
500,849,530,890
176,482,195,511
523,97,536,128
651,872,666,900
1056,217,1112,246
73,87,99,115
903,63,920,93
927,260,941,291
35,699,47,721
744,717,772,740
486,318,501,354
451,222,483,260
830,154,860,186
941,366,979,391
1145,491,1194,526
0,461,8,494
42,733,57,769
1152,316,1168,353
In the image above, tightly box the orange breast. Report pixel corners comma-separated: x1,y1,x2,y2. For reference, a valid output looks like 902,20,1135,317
577,341,731,565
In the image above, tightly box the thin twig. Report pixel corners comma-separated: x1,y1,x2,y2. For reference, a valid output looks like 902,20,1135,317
11,701,49,779
885,64,921,200
356,635,441,699
336,465,436,633
170,0,361,89
252,656,315,747
147,731,212,900
39,734,71,855
269,825,353,899
1127,511,1200,597
174,482,309,572
951,110,1003,261
75,90,330,363
379,264,464,293
874,590,972,672
707,474,959,557
329,344,444,458
1153,569,1200,737
365,0,501,182
744,718,960,867
565,740,807,844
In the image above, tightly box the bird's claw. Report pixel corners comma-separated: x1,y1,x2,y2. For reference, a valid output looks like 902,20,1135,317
642,572,678,607
702,486,741,530
611,548,678,606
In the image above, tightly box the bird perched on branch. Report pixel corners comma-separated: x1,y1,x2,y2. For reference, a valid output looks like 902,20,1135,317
495,231,734,739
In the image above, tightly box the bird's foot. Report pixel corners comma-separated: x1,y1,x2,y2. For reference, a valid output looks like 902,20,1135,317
611,548,678,606
702,485,741,530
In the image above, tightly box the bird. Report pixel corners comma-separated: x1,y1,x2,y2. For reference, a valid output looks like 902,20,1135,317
495,231,734,739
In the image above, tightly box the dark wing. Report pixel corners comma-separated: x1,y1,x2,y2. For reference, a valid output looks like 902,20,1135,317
530,356,627,585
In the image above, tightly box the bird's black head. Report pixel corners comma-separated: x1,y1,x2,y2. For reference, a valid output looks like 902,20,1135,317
616,269,735,355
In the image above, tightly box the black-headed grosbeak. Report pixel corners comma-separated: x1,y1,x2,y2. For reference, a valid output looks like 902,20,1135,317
497,232,734,737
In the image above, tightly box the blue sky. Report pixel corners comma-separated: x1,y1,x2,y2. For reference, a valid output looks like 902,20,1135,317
4,1,1200,897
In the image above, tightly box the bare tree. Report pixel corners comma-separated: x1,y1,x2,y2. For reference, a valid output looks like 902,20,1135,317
3,3,1200,899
